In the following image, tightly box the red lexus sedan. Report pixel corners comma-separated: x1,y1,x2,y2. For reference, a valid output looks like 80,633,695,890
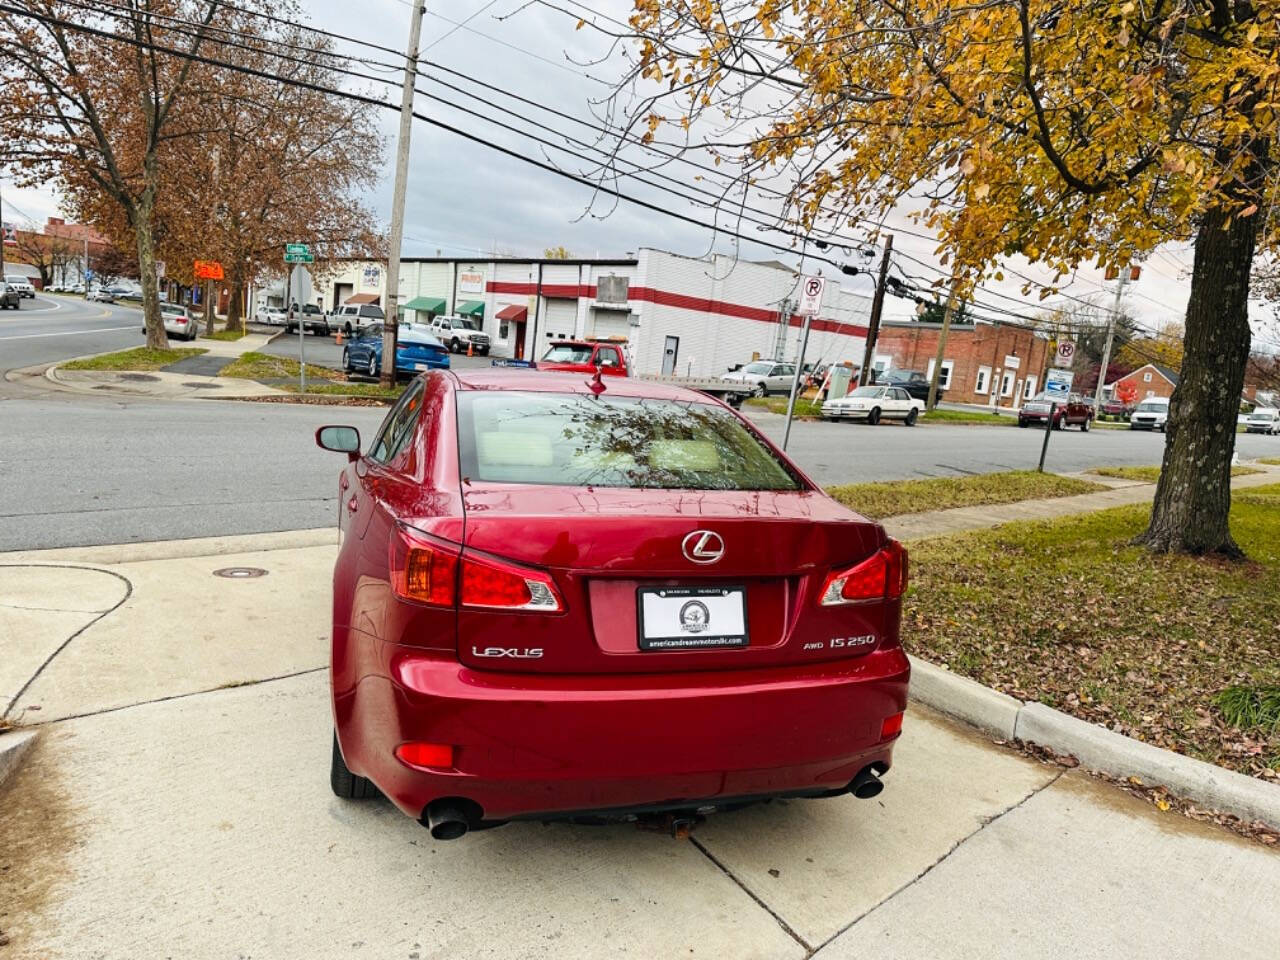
316,368,910,839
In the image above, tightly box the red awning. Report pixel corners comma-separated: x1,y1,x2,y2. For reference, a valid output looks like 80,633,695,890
344,292,380,305
495,304,528,322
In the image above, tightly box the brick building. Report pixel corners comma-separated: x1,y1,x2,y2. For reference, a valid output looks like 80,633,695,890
873,319,1052,408
1105,363,1179,402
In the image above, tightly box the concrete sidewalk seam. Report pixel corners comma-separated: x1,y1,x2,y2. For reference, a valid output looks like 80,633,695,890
809,769,1066,957
690,835,814,955
1,564,133,722
22,665,327,728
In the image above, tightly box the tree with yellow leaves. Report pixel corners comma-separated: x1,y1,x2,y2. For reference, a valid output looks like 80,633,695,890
618,0,1275,556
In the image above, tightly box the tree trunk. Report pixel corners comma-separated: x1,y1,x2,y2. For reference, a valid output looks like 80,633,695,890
134,194,169,351
1135,205,1256,557
227,265,244,331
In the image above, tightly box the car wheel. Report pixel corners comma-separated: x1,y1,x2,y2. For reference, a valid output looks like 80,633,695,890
1053,417,1063,431
450,337,462,354
753,382,767,398
868,407,882,426
341,347,351,372
367,354,378,378
1081,417,1090,432
479,347,489,356
344,321,353,337
330,733,379,799
1018,419,1029,428
905,408,918,426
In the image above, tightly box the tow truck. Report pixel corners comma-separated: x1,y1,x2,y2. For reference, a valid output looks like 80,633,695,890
532,337,752,407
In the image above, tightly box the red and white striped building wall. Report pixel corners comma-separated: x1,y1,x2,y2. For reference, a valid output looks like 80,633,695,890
310,248,872,376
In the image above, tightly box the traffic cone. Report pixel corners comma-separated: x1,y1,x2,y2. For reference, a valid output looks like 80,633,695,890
467,341,473,357
335,330,344,345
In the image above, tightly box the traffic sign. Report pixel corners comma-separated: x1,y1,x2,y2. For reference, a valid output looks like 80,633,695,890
284,251,314,263
1044,368,1075,401
798,275,826,317
155,260,166,279
1054,339,1076,368
285,243,310,255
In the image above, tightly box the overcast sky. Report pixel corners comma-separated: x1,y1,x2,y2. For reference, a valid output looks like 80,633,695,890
3,0,1277,349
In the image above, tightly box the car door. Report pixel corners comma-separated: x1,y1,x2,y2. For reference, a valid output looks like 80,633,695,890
771,364,794,392
350,380,425,540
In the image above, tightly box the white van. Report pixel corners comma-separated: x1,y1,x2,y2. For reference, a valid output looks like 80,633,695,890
1245,408,1280,435
1130,397,1170,431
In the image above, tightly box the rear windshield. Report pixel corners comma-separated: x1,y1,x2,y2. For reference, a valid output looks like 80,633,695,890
457,391,803,490
359,305,385,318
542,344,594,363
1136,401,1166,411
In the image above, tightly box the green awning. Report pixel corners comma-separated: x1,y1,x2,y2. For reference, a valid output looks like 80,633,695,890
457,300,485,318
403,296,446,313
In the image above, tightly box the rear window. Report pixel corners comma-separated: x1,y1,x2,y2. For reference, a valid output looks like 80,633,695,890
359,305,385,318
457,391,803,490
542,344,594,363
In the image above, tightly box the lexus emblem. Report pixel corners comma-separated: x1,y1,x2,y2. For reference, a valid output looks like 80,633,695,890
682,530,725,564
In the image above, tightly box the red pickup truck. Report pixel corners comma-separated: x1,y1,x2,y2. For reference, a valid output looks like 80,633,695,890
538,338,630,376
1018,392,1094,431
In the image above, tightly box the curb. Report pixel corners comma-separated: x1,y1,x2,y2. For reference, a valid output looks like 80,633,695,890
0,527,337,565
907,656,1280,830
0,729,38,790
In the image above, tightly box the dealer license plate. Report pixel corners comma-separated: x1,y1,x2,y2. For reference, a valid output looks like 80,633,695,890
414,362,430,371
637,586,748,651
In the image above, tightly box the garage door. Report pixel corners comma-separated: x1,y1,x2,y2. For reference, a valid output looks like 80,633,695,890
589,308,631,340
541,298,578,338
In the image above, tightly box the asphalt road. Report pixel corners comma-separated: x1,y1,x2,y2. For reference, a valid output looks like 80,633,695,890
3,301,1278,550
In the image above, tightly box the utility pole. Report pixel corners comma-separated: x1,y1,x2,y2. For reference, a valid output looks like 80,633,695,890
0,180,6,278
858,234,893,386
1092,267,1129,410
381,1,426,388
926,272,963,411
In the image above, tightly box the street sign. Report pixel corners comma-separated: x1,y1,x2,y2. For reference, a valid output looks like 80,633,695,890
797,275,826,317
155,260,166,279
284,252,314,263
193,260,224,281
285,243,310,255
1054,339,1076,368
1045,368,1075,401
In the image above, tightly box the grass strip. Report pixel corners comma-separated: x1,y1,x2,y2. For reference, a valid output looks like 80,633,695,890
61,347,206,371
826,469,1105,521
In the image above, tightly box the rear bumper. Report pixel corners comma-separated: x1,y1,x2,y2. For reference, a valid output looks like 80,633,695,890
338,646,910,822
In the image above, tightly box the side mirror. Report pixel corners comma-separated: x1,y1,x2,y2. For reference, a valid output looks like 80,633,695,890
316,425,360,461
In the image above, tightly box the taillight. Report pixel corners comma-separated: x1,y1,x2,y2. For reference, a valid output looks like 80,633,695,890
390,525,562,612
389,527,459,606
820,539,909,605
395,741,454,769
460,551,563,612
881,712,904,740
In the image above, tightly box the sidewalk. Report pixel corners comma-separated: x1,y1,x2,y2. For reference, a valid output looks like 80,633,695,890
2,487,1278,957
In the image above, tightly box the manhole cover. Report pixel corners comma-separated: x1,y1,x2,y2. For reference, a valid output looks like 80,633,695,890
212,566,268,579
119,373,160,382
182,382,219,389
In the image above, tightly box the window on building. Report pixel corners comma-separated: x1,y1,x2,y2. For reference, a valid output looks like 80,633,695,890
1143,371,1152,382
499,319,510,340
1146,389,1155,398
926,358,954,390
1000,370,1015,397
975,365,991,394
596,275,629,303
1023,376,1037,399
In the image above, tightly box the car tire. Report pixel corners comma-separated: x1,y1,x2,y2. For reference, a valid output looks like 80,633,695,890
1053,417,1063,431
1018,419,1029,428
344,321,353,337
479,347,489,356
342,347,351,372
330,733,379,800
905,408,919,426
450,337,461,354
367,354,378,378
868,407,882,426
1081,417,1091,432
753,382,767,398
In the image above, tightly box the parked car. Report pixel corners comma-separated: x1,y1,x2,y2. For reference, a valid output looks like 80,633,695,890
253,304,287,326
335,302,386,337
3,274,35,298
141,303,200,341
314,368,909,837
1129,397,1170,431
1245,407,1280,435
720,359,797,397
883,370,943,402
341,323,450,379
1019,392,1094,430
822,385,924,425
538,339,630,375
429,314,490,355
86,287,115,303
287,303,330,336
0,283,20,310
1100,396,1134,421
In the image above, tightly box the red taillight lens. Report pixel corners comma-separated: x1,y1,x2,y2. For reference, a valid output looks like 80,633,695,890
820,539,909,605
460,552,563,612
389,527,458,606
881,712,904,740
395,741,454,769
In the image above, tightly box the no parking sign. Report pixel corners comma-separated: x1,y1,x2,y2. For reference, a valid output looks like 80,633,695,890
798,275,826,316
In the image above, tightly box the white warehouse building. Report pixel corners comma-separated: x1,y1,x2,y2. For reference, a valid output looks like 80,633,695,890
282,248,872,376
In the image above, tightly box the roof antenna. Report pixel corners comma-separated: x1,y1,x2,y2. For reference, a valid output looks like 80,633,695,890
587,362,606,395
